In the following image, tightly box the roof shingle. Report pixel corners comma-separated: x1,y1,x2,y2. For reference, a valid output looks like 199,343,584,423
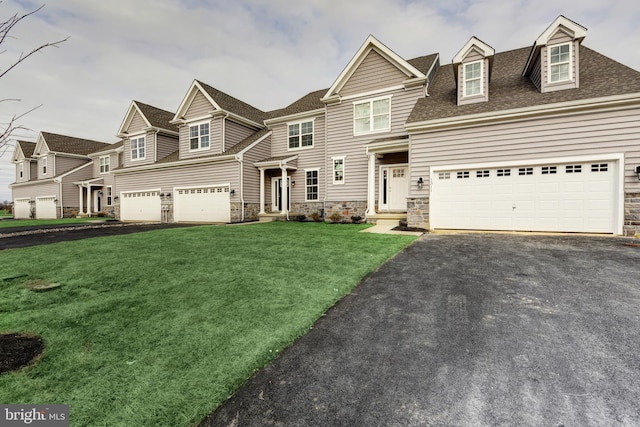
134,101,178,132
40,132,113,156
196,80,267,124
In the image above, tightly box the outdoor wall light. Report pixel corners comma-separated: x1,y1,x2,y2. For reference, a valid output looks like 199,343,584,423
417,177,424,189
165,192,171,197
636,165,640,181
230,189,235,195
291,180,296,187
160,193,165,197
114,196,119,201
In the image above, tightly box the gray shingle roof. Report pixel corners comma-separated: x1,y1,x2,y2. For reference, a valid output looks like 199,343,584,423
17,141,36,157
40,132,113,155
407,53,439,75
407,46,640,124
134,101,179,132
196,80,266,124
266,88,328,120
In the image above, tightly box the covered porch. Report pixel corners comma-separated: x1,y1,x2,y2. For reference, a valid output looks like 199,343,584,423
254,155,298,221
365,135,410,224
74,177,105,217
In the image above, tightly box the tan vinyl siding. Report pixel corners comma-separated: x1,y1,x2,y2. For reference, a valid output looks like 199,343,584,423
16,160,32,182
156,133,178,161
126,110,148,134
179,117,222,159
340,50,409,96
184,91,213,120
409,108,640,195
241,135,272,203
549,29,573,44
56,156,87,175
91,152,119,177
116,161,240,196
124,131,155,167
30,162,37,181
61,164,95,208
37,155,55,179
225,121,255,151
12,181,59,200
541,40,579,92
326,87,422,201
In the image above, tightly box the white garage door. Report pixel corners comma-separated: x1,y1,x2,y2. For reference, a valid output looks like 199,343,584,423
35,196,57,219
120,190,161,222
174,186,230,223
431,160,617,233
14,198,31,219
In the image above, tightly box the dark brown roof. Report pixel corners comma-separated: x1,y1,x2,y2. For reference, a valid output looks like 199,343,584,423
134,101,178,132
17,141,36,157
40,132,113,155
266,88,328,120
196,80,266,124
408,46,640,124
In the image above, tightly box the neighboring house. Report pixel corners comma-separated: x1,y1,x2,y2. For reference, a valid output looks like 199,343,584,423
9,16,640,235
10,132,113,219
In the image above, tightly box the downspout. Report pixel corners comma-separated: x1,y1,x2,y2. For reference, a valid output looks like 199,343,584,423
58,179,63,218
237,155,245,222
323,103,328,220
221,112,229,152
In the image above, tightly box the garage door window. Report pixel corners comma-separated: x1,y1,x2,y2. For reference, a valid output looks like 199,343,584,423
497,169,511,177
476,170,490,178
518,167,533,176
592,163,608,172
566,165,582,173
541,166,557,175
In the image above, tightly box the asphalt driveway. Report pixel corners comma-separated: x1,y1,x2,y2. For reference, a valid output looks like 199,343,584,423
200,233,640,427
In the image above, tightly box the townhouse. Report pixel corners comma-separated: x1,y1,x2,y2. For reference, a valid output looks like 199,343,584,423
10,16,640,235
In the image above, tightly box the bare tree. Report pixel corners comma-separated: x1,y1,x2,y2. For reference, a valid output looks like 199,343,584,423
1,3,68,151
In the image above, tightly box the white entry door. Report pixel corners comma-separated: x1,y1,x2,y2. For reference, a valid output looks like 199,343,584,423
14,198,31,219
431,160,617,233
120,190,161,222
35,196,57,219
379,166,408,211
174,185,230,223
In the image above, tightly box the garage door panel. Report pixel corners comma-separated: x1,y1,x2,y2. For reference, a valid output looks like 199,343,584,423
14,199,31,219
120,191,161,222
432,160,616,233
36,196,57,219
174,186,230,223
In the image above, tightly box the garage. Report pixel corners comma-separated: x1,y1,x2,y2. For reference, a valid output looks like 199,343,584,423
174,185,230,223
35,196,57,219
431,159,618,233
120,190,161,222
13,198,31,219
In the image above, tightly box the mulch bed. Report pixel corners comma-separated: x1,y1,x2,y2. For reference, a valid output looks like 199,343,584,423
0,333,44,374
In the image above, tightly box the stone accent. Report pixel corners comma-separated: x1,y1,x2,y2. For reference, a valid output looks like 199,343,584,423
624,192,640,236
325,201,367,222
161,194,174,223
63,207,80,218
243,203,261,222
407,197,430,229
289,202,325,221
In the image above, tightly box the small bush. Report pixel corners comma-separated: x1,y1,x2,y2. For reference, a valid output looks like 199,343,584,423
294,214,306,222
329,212,343,223
351,215,363,224
310,212,321,222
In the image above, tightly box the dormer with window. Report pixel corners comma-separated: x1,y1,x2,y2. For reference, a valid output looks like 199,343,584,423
523,16,587,93
452,37,495,106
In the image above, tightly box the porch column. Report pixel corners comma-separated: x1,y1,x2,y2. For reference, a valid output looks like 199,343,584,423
78,185,84,214
259,168,266,214
365,153,376,216
86,185,92,217
281,166,288,215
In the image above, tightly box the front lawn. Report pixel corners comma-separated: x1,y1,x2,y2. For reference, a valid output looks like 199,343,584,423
0,217,114,229
0,222,416,426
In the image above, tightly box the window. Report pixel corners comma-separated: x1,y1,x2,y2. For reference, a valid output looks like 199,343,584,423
541,166,557,175
131,136,145,160
463,61,483,97
566,165,582,173
333,157,345,184
476,170,490,178
549,43,571,83
354,97,390,134
497,169,511,177
456,171,470,179
591,163,608,172
106,186,113,206
40,157,47,175
189,122,210,150
19,163,23,179
288,121,313,149
518,167,533,176
99,156,110,174
305,170,319,201
438,172,450,180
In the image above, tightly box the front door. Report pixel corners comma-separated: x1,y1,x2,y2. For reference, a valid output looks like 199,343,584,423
379,166,408,211
271,177,290,212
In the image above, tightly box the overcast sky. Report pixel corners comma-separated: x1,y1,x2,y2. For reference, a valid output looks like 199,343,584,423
1,0,639,202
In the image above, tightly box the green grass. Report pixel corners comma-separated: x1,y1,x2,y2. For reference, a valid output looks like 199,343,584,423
0,217,114,228
0,222,416,426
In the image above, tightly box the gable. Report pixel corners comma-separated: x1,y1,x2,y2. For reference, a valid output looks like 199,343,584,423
127,110,148,134
184,90,214,120
339,49,410,96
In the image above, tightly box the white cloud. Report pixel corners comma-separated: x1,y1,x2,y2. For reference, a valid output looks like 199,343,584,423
1,0,639,202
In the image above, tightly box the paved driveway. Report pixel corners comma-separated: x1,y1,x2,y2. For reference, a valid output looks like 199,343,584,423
200,233,640,427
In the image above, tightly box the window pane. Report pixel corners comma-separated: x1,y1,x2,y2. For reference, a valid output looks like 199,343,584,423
372,99,389,115
465,62,481,79
190,126,198,138
301,134,313,146
465,79,481,96
354,103,369,119
301,121,313,134
355,118,369,133
200,123,209,135
190,138,199,150
201,135,210,148
288,123,299,137
373,114,389,130
289,136,299,149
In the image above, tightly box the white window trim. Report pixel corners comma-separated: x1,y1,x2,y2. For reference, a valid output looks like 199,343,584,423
547,42,573,84
40,157,47,176
106,186,113,206
462,60,484,98
287,119,315,151
130,134,146,161
353,95,392,136
332,156,346,185
304,168,320,202
188,120,211,152
99,155,110,174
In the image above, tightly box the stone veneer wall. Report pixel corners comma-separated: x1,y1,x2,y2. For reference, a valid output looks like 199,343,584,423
325,201,367,222
624,192,640,236
407,197,429,229
230,202,261,223
289,202,325,220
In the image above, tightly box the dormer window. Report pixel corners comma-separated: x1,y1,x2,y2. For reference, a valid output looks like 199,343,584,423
549,43,571,83
40,157,47,175
19,163,24,179
463,61,483,97
131,136,145,160
100,156,110,174
189,121,210,151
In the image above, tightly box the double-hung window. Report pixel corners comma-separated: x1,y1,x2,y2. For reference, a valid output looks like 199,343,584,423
131,136,145,160
463,61,483,97
19,163,23,179
354,97,390,135
288,120,313,149
40,157,47,175
549,43,571,83
305,169,319,201
189,122,210,150
99,156,110,174
106,186,113,206
332,156,345,184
